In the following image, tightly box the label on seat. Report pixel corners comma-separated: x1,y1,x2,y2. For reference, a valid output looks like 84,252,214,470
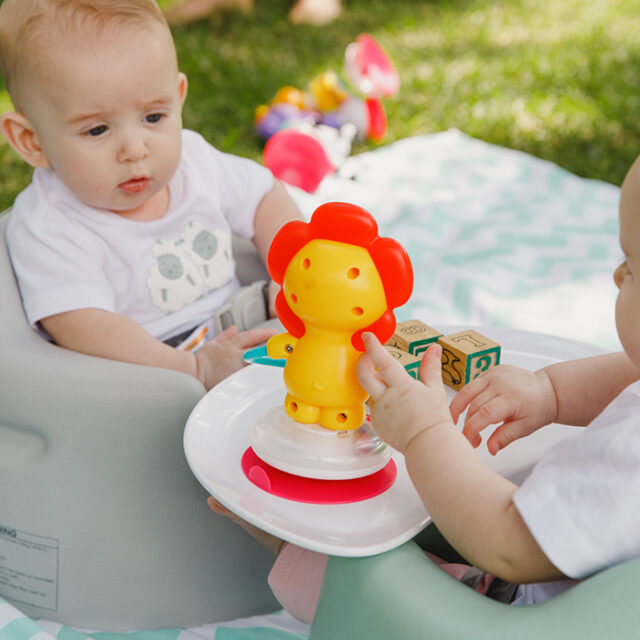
0,526,58,611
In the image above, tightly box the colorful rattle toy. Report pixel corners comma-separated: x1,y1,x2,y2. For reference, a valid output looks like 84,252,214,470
243,202,413,504
257,34,399,193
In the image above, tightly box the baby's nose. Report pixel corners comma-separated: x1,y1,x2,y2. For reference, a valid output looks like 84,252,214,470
118,135,149,163
613,263,625,289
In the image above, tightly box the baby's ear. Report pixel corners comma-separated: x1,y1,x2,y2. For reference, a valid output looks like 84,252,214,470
177,72,188,108
0,112,50,168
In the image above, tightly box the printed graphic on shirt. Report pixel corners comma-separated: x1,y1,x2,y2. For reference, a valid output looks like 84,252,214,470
147,222,234,313
148,238,205,312
180,221,233,290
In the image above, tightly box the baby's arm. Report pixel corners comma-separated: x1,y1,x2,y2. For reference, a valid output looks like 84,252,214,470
451,351,640,454
41,308,274,390
357,333,563,584
252,179,303,264
252,179,304,315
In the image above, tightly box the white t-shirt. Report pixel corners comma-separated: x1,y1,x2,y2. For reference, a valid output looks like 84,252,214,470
512,380,640,604
7,130,274,341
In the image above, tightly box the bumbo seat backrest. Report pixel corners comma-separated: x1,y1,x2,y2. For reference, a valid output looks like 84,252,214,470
0,212,277,629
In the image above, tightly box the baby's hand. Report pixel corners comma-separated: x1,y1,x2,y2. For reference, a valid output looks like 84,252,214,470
356,333,454,454
449,365,558,455
195,326,277,390
267,280,280,318
207,497,285,556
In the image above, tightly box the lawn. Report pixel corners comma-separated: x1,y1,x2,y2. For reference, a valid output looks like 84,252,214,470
1,0,639,210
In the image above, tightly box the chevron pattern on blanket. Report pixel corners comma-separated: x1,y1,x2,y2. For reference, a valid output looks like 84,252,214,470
291,130,621,350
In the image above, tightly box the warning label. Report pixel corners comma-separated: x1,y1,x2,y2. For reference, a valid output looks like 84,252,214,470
0,526,58,611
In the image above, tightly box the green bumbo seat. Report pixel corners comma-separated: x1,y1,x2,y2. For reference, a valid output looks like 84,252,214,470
0,212,279,630
310,524,640,639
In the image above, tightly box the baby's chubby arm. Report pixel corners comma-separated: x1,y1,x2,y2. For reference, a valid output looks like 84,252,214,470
252,179,304,316
357,333,563,584
40,309,275,390
451,351,640,455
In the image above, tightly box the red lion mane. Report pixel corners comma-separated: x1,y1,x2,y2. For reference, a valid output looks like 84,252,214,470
267,202,413,351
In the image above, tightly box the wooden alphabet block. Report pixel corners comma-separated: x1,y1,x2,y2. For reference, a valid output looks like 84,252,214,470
438,330,501,391
385,346,422,380
387,320,443,356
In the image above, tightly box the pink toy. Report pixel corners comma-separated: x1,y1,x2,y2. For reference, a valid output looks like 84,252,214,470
263,129,335,193
256,34,399,192
344,33,400,98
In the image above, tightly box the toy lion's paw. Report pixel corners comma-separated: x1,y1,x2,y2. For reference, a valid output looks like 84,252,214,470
285,394,320,424
266,333,297,359
319,405,365,431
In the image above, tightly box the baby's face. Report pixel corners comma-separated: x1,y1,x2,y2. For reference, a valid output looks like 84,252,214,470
614,155,640,366
25,23,186,217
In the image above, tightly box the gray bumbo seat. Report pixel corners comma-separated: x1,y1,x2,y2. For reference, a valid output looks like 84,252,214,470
0,211,278,630
310,524,640,640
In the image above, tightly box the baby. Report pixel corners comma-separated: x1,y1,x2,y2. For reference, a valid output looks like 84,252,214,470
211,154,640,619
0,0,302,390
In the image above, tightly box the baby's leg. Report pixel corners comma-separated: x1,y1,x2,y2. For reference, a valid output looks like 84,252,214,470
164,0,253,25
288,0,341,25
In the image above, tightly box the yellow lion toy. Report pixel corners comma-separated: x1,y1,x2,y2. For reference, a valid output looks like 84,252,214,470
266,202,413,430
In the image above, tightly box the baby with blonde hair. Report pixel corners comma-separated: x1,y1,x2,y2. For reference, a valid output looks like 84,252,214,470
0,0,302,389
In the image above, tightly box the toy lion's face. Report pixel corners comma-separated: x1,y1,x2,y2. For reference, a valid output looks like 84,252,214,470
282,238,387,331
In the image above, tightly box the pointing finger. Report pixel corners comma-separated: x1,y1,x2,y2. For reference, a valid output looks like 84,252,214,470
419,343,444,388
362,332,410,390
231,328,278,349
357,352,387,402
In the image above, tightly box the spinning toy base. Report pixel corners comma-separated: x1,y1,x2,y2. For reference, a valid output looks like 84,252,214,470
250,406,391,480
241,448,397,505
246,406,396,504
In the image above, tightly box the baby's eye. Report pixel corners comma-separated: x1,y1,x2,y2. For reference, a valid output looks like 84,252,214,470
86,125,108,137
145,113,164,124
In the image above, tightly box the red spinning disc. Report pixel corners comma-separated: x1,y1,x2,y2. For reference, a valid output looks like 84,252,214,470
241,447,397,505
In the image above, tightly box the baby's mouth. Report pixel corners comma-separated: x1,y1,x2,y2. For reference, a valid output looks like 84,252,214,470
119,177,150,194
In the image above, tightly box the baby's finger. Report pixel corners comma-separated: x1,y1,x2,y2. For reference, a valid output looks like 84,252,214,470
357,353,387,402
461,395,511,444
419,343,444,388
486,419,532,456
231,327,278,349
207,496,233,516
449,375,491,423
213,325,239,343
362,332,408,389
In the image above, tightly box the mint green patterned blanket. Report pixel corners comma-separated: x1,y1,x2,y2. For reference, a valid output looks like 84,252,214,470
292,128,621,350
0,129,621,639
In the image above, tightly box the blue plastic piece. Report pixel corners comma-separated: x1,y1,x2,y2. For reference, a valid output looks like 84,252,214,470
243,344,286,368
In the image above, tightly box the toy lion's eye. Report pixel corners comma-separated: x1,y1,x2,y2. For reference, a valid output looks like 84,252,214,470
352,307,364,316
347,268,360,279
302,258,311,270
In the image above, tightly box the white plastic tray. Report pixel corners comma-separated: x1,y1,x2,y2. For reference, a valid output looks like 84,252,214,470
184,326,603,557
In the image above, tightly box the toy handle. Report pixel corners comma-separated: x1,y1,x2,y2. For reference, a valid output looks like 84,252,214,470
243,345,286,368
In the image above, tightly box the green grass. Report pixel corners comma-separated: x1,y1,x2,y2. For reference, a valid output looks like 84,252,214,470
1,0,639,210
